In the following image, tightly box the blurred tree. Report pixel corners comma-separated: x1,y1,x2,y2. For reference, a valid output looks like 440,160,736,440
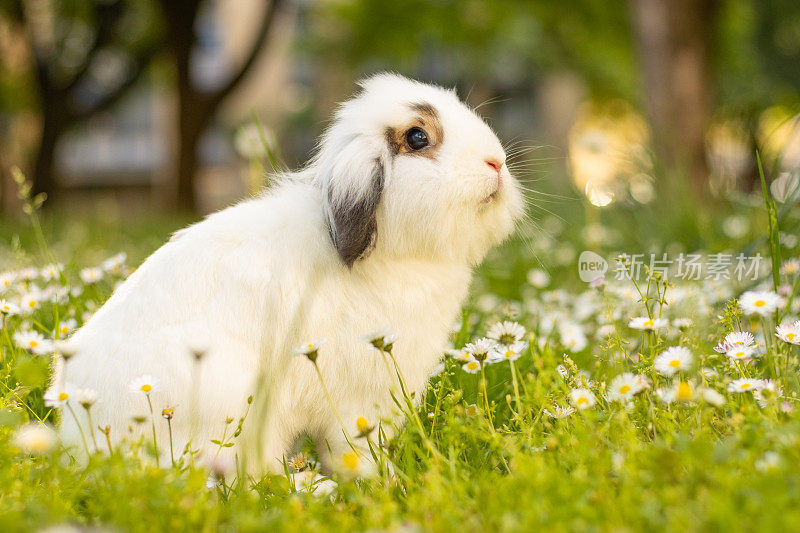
311,0,800,195
157,0,285,213
311,0,635,99
630,0,718,195
2,0,162,203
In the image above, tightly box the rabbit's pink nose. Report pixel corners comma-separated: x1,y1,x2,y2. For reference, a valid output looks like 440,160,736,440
485,159,503,174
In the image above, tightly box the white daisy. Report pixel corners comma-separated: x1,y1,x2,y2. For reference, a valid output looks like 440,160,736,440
445,348,470,362
79,267,104,284
128,375,161,395
0,299,20,316
19,292,41,313
559,322,588,352
780,259,799,276
526,268,550,288
74,388,99,409
739,290,781,316
655,381,696,404
653,346,694,376
714,331,755,353
489,340,529,363
628,316,668,331
101,252,127,274
725,345,756,361
606,373,648,402
752,379,782,408
19,267,39,281
486,320,526,348
775,321,800,345
12,330,54,356
289,470,338,497
40,263,63,281
699,367,719,379
596,324,616,338
569,388,596,410
464,338,496,364
543,405,574,419
461,359,481,374
755,451,781,473
727,378,764,393
672,318,693,330
701,387,725,407
13,423,57,455
56,318,78,337
44,385,74,407
359,328,398,351
335,451,377,480
0,271,17,291
294,339,328,363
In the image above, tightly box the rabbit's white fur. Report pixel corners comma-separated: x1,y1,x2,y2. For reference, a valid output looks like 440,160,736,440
53,74,524,473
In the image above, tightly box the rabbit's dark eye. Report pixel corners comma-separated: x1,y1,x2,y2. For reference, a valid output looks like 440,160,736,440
405,127,429,150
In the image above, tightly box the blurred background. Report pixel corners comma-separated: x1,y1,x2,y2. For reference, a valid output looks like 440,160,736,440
0,0,798,229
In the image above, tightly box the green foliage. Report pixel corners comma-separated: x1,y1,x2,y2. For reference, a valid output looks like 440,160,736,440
311,0,636,98
0,164,799,531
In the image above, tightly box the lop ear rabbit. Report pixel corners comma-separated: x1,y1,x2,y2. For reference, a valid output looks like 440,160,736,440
52,73,524,473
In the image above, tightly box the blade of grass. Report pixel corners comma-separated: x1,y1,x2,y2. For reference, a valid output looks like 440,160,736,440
756,151,781,292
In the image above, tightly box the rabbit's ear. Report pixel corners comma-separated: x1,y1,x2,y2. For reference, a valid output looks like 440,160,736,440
322,149,385,268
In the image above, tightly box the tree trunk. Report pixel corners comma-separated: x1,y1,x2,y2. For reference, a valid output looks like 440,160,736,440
175,100,210,213
631,0,717,195
31,103,66,200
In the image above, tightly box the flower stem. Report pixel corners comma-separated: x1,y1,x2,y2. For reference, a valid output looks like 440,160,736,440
101,427,113,455
384,349,427,437
166,418,175,466
509,360,522,420
84,407,98,452
145,394,160,468
313,363,356,450
480,364,494,429
66,402,90,457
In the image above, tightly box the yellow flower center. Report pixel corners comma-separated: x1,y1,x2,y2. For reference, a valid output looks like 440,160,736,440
677,382,692,400
162,408,173,416
755,299,766,307
643,320,654,328
29,341,38,348
505,350,513,358
58,392,68,401
619,385,631,394
307,344,313,349
356,416,370,433
342,452,359,471
467,362,478,370
2,305,8,311
788,333,795,341
669,359,681,368
577,397,588,405
28,301,35,308
740,383,751,390
141,384,152,393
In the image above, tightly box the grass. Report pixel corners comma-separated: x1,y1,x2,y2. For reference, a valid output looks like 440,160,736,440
1,166,800,532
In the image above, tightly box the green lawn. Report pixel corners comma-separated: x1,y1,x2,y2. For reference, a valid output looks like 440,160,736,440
1,176,799,532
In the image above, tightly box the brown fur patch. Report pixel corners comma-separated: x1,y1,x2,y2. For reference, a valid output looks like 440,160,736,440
384,102,444,159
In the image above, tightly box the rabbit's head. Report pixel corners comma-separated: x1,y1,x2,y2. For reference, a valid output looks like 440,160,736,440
311,73,525,267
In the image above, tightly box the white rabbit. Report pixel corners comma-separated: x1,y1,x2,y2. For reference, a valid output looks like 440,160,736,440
52,73,524,473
